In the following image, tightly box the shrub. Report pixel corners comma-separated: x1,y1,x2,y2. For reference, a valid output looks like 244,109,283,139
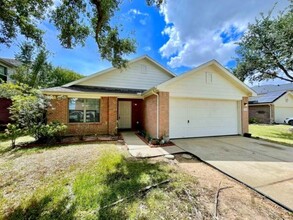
36,121,67,144
4,123,25,148
249,117,259,124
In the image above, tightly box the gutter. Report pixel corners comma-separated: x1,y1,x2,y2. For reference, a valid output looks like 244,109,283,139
151,89,159,139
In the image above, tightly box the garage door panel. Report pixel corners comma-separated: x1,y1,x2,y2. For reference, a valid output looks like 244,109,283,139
275,107,293,124
170,98,239,138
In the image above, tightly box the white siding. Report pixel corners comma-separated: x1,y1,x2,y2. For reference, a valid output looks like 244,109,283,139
164,65,246,100
274,93,293,123
78,59,173,90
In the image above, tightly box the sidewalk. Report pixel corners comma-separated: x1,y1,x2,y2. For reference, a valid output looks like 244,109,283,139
121,132,184,158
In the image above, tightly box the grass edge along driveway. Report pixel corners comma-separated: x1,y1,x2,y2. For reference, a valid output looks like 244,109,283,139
249,124,293,146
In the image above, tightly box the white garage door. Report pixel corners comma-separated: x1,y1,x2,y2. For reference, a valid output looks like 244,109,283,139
274,107,293,124
170,98,239,138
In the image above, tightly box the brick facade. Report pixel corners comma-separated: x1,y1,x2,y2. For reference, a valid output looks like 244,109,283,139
241,97,249,134
47,96,117,135
142,94,157,138
142,92,170,139
249,105,272,124
158,92,169,138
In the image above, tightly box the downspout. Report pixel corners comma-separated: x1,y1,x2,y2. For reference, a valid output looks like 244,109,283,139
152,90,159,139
269,104,273,124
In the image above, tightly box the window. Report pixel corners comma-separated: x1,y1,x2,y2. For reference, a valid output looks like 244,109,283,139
69,98,100,123
0,65,7,82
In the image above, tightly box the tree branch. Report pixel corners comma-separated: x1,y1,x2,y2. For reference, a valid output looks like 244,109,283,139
268,72,293,82
262,43,293,80
91,0,107,45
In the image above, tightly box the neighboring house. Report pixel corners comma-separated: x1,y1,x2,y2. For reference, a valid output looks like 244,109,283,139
249,83,293,124
0,58,22,83
42,56,255,139
0,58,22,128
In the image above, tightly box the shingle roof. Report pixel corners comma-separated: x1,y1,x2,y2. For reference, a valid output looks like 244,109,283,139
251,83,293,95
0,58,22,67
249,90,286,104
42,85,146,94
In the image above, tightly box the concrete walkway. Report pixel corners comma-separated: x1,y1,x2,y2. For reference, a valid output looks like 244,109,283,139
121,132,184,158
173,136,293,211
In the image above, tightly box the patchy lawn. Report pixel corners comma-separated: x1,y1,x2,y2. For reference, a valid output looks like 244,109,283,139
0,141,203,219
0,138,291,219
249,124,293,145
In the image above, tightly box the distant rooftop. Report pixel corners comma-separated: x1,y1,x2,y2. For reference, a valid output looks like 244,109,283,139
0,58,22,67
251,83,293,95
249,90,287,104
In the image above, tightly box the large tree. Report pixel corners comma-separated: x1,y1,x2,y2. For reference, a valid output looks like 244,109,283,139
234,1,293,83
0,0,163,68
11,42,83,88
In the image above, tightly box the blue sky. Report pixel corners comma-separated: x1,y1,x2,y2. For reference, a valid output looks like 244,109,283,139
0,0,290,85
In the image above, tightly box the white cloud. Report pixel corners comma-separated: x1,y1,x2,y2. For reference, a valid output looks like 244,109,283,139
143,46,152,51
128,9,149,25
128,9,149,17
159,0,290,68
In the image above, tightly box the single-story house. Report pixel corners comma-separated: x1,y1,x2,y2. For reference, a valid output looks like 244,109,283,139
43,56,255,139
249,90,293,124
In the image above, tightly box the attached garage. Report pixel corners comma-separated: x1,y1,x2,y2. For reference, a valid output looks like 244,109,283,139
170,98,240,138
154,60,255,139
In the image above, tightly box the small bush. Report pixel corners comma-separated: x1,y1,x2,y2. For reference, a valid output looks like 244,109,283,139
249,117,259,124
36,121,67,144
5,123,25,148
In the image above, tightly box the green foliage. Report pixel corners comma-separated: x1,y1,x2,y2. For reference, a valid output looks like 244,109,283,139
0,0,53,46
4,124,25,148
11,42,83,88
11,43,54,88
50,67,83,86
234,2,293,83
0,82,67,145
37,121,67,143
0,0,164,67
249,117,259,124
0,82,29,99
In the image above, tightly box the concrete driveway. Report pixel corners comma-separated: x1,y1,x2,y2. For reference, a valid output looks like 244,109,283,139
173,136,293,211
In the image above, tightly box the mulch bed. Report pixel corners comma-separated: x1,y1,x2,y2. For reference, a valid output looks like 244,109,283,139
135,132,175,148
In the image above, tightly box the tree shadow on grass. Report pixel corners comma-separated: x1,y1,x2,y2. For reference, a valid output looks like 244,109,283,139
96,158,171,219
4,194,76,220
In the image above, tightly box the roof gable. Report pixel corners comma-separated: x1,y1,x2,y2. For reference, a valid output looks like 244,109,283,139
156,60,256,98
64,55,175,89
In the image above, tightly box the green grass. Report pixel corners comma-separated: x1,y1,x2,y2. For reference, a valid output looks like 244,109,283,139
0,136,38,155
1,148,200,220
249,124,293,145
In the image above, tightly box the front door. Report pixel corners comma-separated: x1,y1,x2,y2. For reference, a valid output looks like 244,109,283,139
118,101,132,129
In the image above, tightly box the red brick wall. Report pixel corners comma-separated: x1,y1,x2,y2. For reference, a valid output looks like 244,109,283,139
159,92,169,138
241,97,249,134
47,96,117,135
249,105,271,124
142,92,170,139
142,95,157,138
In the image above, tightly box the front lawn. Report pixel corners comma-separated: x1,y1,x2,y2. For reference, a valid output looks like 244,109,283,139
249,124,293,145
0,141,201,219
